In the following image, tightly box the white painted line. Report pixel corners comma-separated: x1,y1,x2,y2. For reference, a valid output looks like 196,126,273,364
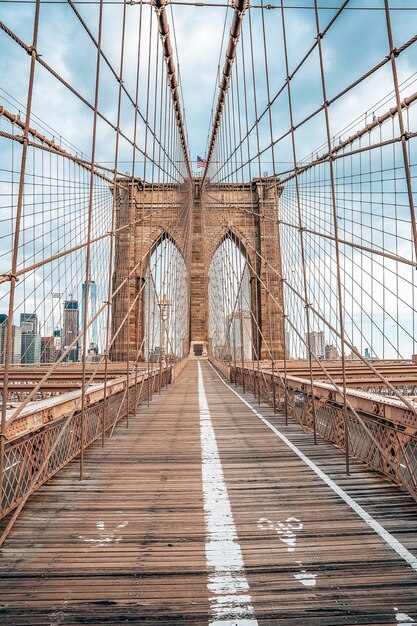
394,607,415,624
293,568,317,587
207,361,417,575
198,362,258,626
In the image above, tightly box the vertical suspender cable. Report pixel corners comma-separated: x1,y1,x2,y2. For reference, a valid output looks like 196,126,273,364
202,0,248,184
153,0,191,181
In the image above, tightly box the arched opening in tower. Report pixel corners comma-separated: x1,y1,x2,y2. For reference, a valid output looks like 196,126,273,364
144,236,189,363
208,236,253,363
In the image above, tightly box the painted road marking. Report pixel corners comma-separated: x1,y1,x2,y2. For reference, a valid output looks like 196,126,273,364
198,362,258,626
294,561,318,587
395,607,415,624
257,517,318,587
208,361,417,575
79,520,128,548
257,516,303,552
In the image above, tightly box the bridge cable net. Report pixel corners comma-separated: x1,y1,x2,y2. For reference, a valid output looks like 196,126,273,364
203,0,417,501
0,0,192,532
1,0,417,536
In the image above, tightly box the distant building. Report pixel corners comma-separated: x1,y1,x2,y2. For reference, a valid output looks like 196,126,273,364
86,343,100,363
41,336,57,364
325,344,338,360
306,331,325,359
62,299,79,362
0,314,22,364
20,312,41,364
348,347,360,360
227,309,252,361
53,328,62,353
0,314,9,364
21,332,41,364
20,312,38,334
81,278,98,354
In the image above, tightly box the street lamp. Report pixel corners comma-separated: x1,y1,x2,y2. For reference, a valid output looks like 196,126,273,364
159,295,170,366
214,326,220,359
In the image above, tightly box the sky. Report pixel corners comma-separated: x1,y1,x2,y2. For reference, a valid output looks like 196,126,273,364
1,0,417,359
1,0,416,168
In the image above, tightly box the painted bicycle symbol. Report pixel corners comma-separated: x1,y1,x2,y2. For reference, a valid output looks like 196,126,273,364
257,516,303,552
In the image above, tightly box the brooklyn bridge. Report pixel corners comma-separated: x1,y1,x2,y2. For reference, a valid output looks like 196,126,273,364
1,0,417,623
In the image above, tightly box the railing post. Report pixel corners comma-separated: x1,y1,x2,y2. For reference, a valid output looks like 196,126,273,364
271,362,277,414
0,0,41,505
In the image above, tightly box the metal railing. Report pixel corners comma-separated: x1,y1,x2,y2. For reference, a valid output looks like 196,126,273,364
1,364,179,520
210,359,417,504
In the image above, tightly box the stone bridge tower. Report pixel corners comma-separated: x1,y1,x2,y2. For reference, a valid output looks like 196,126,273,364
111,177,285,361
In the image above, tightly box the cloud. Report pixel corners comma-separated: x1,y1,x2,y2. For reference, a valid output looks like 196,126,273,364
1,2,417,360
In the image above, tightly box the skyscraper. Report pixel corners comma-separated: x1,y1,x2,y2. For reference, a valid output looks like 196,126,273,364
0,314,22,364
53,328,62,352
62,299,79,362
325,344,338,360
0,314,8,363
41,336,57,364
20,312,41,364
20,312,38,334
81,278,98,353
306,331,325,359
21,333,41,364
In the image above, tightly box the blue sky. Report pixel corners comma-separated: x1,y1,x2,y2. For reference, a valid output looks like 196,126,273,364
1,0,417,358
173,0,417,166
1,0,416,168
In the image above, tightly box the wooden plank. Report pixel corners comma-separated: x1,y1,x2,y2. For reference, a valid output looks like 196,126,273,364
0,360,417,625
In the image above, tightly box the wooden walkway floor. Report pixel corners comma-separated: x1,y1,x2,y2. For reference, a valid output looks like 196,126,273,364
1,360,417,625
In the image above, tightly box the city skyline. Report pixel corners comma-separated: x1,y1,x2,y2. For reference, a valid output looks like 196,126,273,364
0,279,100,365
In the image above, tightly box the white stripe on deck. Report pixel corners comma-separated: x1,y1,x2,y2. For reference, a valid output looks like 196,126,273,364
198,362,258,626
208,361,417,575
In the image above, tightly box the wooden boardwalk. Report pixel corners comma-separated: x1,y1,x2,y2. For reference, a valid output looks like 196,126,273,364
1,360,417,625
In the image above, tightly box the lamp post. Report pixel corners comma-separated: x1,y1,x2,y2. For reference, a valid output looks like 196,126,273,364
159,295,170,367
214,326,220,359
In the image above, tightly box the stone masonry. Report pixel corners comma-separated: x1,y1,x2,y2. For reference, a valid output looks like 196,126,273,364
111,177,285,361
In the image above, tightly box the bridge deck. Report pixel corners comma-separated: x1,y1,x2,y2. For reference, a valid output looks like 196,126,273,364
1,361,417,625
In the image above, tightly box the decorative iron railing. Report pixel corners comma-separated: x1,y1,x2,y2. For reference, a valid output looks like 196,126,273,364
1,365,176,520
210,359,417,504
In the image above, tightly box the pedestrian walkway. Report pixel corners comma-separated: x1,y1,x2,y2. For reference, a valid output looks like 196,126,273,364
1,361,417,625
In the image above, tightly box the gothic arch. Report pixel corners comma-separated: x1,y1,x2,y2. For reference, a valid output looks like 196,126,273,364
112,177,285,361
146,231,187,272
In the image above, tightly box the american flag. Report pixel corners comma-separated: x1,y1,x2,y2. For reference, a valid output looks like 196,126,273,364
196,155,207,168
